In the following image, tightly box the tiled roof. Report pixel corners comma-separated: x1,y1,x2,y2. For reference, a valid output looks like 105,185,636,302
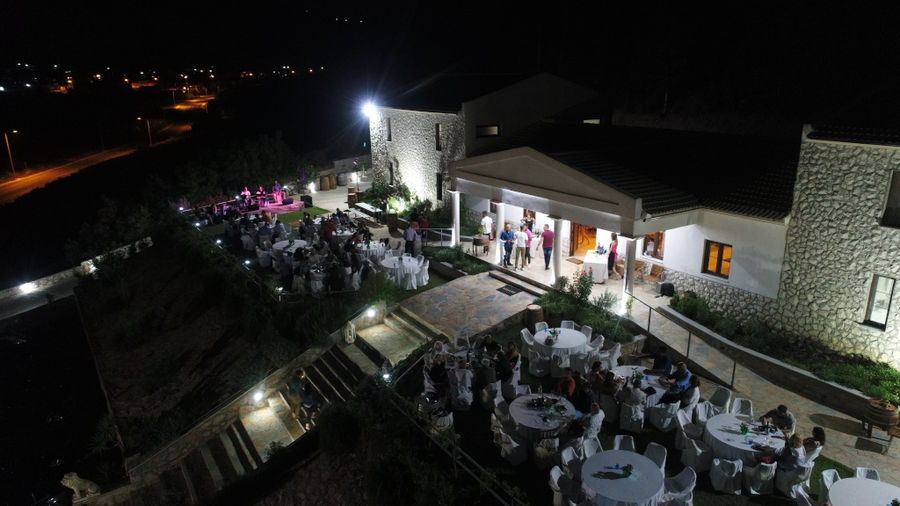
471,122,799,220
807,124,900,146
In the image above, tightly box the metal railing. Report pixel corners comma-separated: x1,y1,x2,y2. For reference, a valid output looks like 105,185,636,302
419,227,453,247
625,293,739,390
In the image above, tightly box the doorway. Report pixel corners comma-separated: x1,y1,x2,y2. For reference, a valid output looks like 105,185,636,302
569,222,597,257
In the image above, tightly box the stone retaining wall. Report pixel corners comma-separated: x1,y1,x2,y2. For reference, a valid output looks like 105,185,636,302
663,269,779,324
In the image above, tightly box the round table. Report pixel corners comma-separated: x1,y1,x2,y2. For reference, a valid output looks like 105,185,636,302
581,450,664,506
508,394,575,440
532,328,588,363
357,243,385,260
828,477,900,506
272,239,308,255
380,256,420,286
703,413,785,464
612,365,665,406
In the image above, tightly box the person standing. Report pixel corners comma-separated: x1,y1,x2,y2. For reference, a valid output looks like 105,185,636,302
480,211,494,239
499,222,515,267
404,225,418,256
513,225,528,270
608,232,619,279
534,223,555,270
524,225,533,265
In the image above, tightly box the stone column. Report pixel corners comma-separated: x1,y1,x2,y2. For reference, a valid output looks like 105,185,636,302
450,190,460,247
552,217,563,283
623,237,636,296
494,202,506,265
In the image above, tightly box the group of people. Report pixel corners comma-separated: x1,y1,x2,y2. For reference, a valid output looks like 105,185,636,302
482,211,557,271
239,180,288,209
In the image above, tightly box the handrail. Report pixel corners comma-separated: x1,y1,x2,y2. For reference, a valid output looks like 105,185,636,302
419,227,453,247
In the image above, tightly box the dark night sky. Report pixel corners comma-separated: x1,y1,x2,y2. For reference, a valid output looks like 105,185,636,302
3,1,900,123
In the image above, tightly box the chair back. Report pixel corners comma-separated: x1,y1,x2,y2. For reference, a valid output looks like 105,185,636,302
613,434,635,452
535,321,549,333
672,466,697,493
560,320,575,329
856,467,880,480
730,397,753,418
588,335,604,351
580,325,592,339
619,402,644,433
521,328,535,346
582,437,602,458
709,385,733,411
644,442,667,470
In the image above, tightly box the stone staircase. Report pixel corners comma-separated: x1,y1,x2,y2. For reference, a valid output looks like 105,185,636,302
488,270,548,297
124,346,372,505
355,306,448,367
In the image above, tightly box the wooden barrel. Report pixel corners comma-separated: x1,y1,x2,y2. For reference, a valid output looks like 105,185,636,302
866,399,900,429
328,174,337,189
319,176,328,191
337,172,349,186
526,304,544,334
347,191,358,206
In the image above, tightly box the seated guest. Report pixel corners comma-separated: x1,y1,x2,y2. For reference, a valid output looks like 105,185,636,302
496,351,514,383
555,368,576,399
598,371,622,396
429,355,448,385
777,434,806,471
803,426,826,453
481,334,501,357
588,361,606,391
572,381,598,417
616,377,647,409
681,375,701,409
473,358,497,395
424,341,445,368
760,404,797,435
657,362,691,404
272,220,286,240
580,402,605,440
505,343,520,371
641,346,673,376
321,218,337,242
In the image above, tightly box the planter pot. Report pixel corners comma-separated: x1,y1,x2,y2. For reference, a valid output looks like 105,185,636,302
864,398,900,437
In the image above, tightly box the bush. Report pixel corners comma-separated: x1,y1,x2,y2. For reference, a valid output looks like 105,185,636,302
317,404,360,455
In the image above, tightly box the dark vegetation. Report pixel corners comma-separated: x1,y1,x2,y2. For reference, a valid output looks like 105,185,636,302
670,292,900,404
537,270,634,344
423,245,492,275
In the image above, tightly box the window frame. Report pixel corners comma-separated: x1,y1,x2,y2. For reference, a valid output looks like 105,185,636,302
435,123,442,151
881,170,900,228
386,117,392,142
436,173,443,201
642,231,665,261
864,275,895,330
701,240,732,279
388,162,394,186
475,124,501,138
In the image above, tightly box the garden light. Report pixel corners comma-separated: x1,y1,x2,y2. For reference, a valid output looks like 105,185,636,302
19,282,36,295
366,308,376,318
362,101,377,118
253,391,263,402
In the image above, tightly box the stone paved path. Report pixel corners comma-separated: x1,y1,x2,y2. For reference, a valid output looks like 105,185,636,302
628,305,900,484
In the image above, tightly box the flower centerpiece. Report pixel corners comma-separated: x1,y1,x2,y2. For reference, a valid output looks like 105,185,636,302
621,464,634,477
740,423,749,436
545,328,559,346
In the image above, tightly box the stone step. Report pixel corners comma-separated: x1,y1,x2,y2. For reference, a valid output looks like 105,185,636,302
300,365,337,406
309,362,351,402
231,420,264,469
218,430,248,478
385,312,431,344
183,447,217,502
397,305,449,340
270,390,306,440
322,347,365,385
314,352,359,398
488,270,548,297
337,341,381,376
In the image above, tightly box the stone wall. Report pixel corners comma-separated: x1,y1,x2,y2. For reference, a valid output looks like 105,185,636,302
776,139,900,368
663,269,779,324
368,107,465,207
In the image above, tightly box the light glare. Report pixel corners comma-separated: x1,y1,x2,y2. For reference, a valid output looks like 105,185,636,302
362,102,376,118
19,282,37,295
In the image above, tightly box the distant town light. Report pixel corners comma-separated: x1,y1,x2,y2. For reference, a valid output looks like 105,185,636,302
362,102,376,118
194,222,201,227
24,83,31,88
19,282,37,295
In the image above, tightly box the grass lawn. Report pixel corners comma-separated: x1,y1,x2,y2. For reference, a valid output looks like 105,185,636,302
275,206,330,224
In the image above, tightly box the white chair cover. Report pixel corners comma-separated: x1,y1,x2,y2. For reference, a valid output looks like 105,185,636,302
481,380,503,410
619,402,644,433
527,349,549,377
587,335,605,352
743,461,776,495
499,432,528,465
350,271,361,290
819,468,840,503
256,247,271,267
495,401,512,425
648,402,680,432
580,325,592,339
550,354,568,378
582,437,603,459
661,467,696,506
430,412,454,438
416,259,430,286
451,368,473,410
644,441,668,470
710,458,743,494
730,397,753,419
693,401,716,427
560,446,583,480
775,461,814,496
708,386,733,415
535,321,549,333
675,409,704,450
802,445,822,465
792,484,814,506
570,353,591,376
560,320,575,329
402,267,418,290
681,388,700,416
598,342,621,370
680,437,713,473
549,465,576,506
534,438,560,470
598,394,619,424
613,434,635,452
856,467,880,480
521,328,535,351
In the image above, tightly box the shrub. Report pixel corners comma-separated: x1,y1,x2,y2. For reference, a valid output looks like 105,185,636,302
317,404,360,455
592,291,619,313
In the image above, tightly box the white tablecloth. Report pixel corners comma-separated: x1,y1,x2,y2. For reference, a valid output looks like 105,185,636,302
582,450,664,506
828,477,900,506
272,239,307,255
612,366,665,406
357,243,386,260
583,250,609,282
380,256,420,288
703,413,785,464
508,394,575,440
532,328,588,361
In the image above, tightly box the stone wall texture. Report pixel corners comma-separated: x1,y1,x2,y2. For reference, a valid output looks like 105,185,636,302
776,140,900,367
663,269,779,324
369,107,465,207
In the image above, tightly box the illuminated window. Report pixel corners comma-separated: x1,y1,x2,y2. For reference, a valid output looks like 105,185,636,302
476,124,500,138
642,231,665,260
702,240,732,278
882,171,900,228
386,117,392,141
864,275,895,330
435,123,442,151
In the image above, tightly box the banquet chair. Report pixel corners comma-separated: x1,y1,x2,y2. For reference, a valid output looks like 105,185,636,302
647,401,680,432
586,335,604,352
742,461,776,495
708,386,733,415
494,401,513,426
416,254,424,265
613,434,635,452
499,432,528,466
533,438,560,470
256,247,272,268
802,445,822,465
480,380,503,410
535,321,549,333
791,483,814,506
582,437,603,459
693,401,717,427
402,267,418,290
560,447,583,480
550,355,569,378
856,467,880,480
549,466,577,506
520,328,536,351
416,259,430,287
819,468,840,502
730,397,753,419
675,409,704,450
775,461,814,496
710,458,743,495
644,442,668,470
598,394,619,424
560,320,575,329
597,342,621,370
570,353,591,376
503,383,531,400
680,390,700,419
580,325,592,339
430,412,454,438
661,466,696,506
527,349,550,377
619,402,644,433
680,437,713,473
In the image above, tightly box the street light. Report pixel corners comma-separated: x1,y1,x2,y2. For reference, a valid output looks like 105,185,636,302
4,129,18,176
136,117,152,146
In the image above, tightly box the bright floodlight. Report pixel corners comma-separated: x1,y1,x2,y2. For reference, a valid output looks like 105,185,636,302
253,391,263,402
244,260,251,265
215,239,222,245
178,206,184,211
362,102,376,118
366,308,376,318
382,372,391,381
19,282,37,295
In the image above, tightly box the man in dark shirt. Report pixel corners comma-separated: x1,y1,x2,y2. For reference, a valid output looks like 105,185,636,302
499,223,515,267
572,381,598,417
642,346,673,376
